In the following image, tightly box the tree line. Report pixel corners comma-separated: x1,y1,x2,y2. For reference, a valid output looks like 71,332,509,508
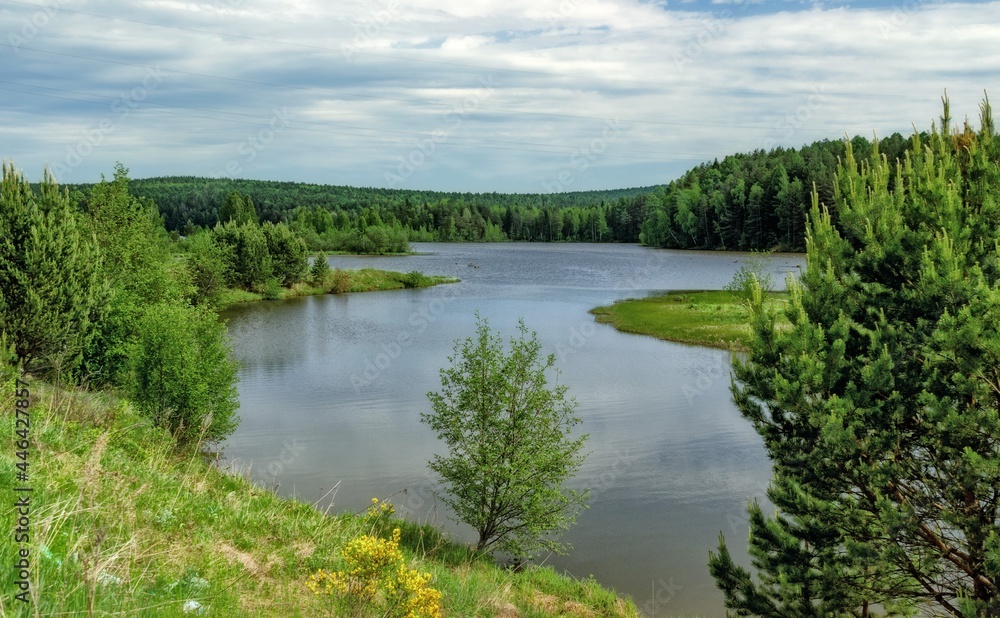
58,134,915,254
639,133,913,251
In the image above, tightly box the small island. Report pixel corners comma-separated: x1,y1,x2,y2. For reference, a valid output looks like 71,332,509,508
217,267,460,309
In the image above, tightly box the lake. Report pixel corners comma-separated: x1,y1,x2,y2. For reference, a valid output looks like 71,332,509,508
220,242,805,617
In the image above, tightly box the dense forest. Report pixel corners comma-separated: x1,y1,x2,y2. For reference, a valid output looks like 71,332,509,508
58,133,914,255
639,133,913,251
119,179,654,244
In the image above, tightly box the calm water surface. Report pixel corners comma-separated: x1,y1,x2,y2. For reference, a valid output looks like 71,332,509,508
221,242,805,616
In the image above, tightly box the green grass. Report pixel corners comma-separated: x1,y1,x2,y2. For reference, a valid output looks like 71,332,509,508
590,290,789,351
216,269,460,310
0,378,640,617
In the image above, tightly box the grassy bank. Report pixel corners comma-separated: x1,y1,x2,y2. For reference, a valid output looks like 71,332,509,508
590,290,789,351
217,268,460,309
0,378,640,617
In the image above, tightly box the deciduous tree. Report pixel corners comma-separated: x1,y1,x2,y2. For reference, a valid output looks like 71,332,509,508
422,316,588,556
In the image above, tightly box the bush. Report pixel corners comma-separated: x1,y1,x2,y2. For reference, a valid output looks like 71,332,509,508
723,250,774,304
261,277,283,300
262,221,308,286
127,301,239,445
401,271,431,288
331,269,352,294
184,231,232,306
306,527,441,618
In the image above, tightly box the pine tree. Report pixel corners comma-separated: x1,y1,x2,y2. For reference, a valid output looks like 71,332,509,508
310,251,331,285
710,95,1000,616
0,162,108,381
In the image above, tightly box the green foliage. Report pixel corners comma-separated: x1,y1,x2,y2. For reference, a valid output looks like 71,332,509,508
261,221,308,285
401,270,432,288
184,230,232,306
310,252,331,285
0,161,108,381
67,133,917,251
331,268,352,293
422,315,589,556
85,163,175,302
639,133,913,251
219,190,258,225
710,95,1000,615
127,301,239,445
83,163,180,384
211,220,273,290
723,250,775,304
261,277,283,300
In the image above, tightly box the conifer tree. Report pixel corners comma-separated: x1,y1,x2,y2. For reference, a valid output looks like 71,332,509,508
0,162,108,381
310,251,330,285
710,95,1000,616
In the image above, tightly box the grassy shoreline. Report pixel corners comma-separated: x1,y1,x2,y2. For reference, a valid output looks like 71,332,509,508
216,268,460,310
590,290,789,351
0,378,640,617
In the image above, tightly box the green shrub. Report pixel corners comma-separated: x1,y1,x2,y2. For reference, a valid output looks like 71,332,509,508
127,301,239,445
723,250,774,304
331,269,352,294
262,277,283,300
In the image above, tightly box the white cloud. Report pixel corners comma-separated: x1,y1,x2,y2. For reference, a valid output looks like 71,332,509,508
2,0,998,190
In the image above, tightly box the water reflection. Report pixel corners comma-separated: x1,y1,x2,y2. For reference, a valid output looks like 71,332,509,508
221,243,803,616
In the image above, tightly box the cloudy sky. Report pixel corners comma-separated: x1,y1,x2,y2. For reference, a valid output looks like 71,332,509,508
1,0,998,192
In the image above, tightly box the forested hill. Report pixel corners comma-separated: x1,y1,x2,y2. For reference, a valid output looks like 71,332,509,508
639,132,912,252
93,177,660,240
62,132,912,249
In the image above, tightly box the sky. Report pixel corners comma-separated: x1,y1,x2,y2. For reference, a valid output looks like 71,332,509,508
1,0,998,193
